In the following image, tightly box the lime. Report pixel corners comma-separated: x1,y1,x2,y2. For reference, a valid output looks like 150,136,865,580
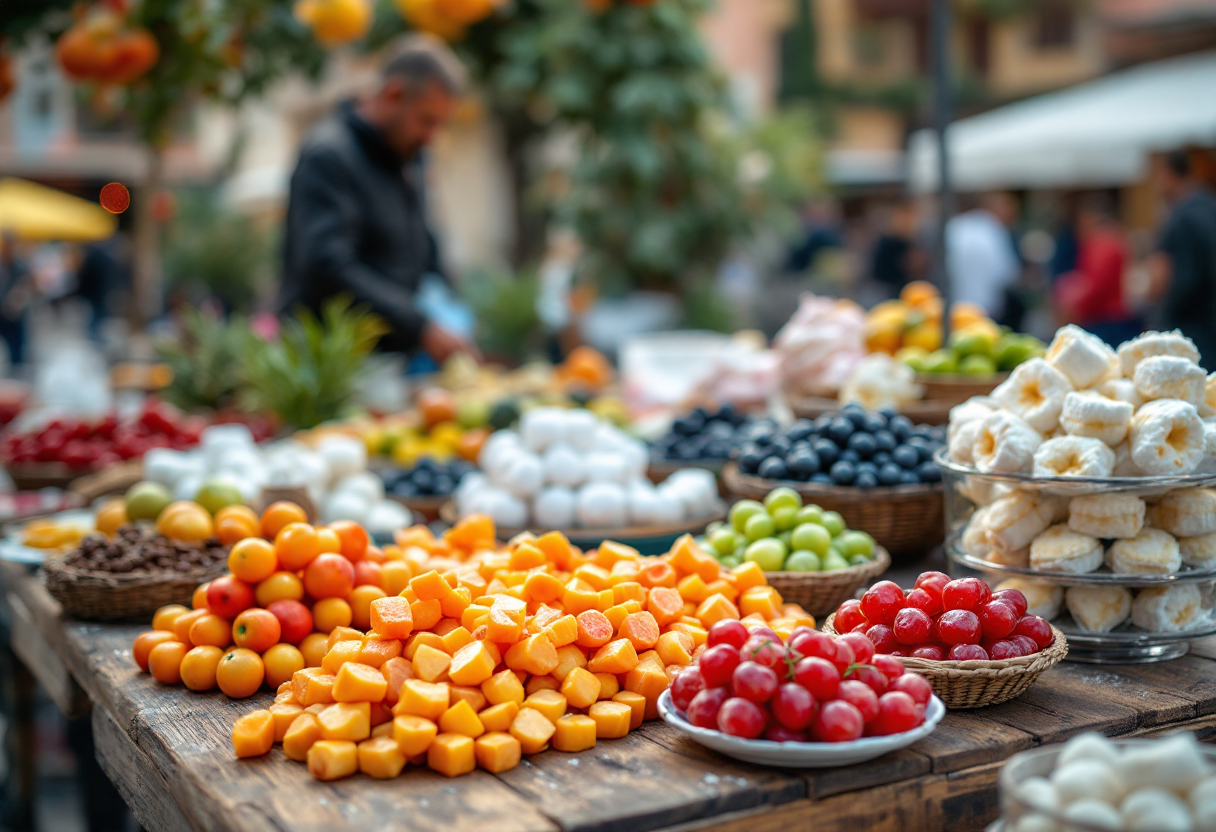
959,354,998,375
848,553,872,567
125,481,172,522
771,505,799,532
791,522,832,556
764,487,802,514
744,539,787,571
777,530,793,550
785,550,821,572
709,528,739,557
720,555,743,570
794,505,825,526
744,512,776,542
705,520,723,535
194,479,243,516
730,500,766,534
821,511,846,537
822,552,850,571
924,349,958,374
836,530,875,558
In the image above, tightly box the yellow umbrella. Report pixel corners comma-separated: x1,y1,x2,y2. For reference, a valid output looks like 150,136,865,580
0,177,118,242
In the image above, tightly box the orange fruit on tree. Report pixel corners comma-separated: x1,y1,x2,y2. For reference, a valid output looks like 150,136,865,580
435,0,495,25
304,553,355,600
349,584,388,630
232,608,282,653
229,538,278,583
312,597,353,634
308,0,373,46
106,27,158,84
148,640,190,685
188,613,233,648
151,603,190,633
133,631,179,672
396,0,468,41
328,520,369,562
216,647,265,698
179,645,224,691
255,571,305,607
261,501,308,540
275,522,320,570
263,643,306,688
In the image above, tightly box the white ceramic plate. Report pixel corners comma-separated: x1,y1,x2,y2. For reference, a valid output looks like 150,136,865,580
657,689,945,768
0,509,95,565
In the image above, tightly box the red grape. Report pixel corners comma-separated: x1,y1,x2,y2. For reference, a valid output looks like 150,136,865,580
942,578,986,612
707,620,748,650
914,571,951,598
748,626,780,643
717,697,767,739
845,664,888,696
831,638,856,674
732,661,779,704
788,629,836,663
792,657,840,700
992,588,1028,619
771,683,817,730
850,624,870,636
670,666,705,711
1013,615,1053,650
947,644,988,661
873,654,905,681
699,644,741,688
788,625,816,642
747,640,788,671
1010,635,1039,656
893,607,933,645
811,700,864,743
978,600,1018,640
910,645,945,661
889,650,906,657
936,609,982,645
869,691,921,736
837,680,879,722
838,632,875,665
988,640,1019,660
859,581,905,625
764,724,808,743
835,599,867,632
905,587,942,618
888,673,933,706
686,687,730,728
866,623,899,654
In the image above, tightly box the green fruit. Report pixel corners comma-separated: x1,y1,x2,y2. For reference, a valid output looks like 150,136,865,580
456,399,490,429
822,552,850,571
848,553,872,567
194,479,243,516
732,546,749,561
777,530,793,550
836,530,875,559
709,528,739,556
744,539,787,572
924,349,958,374
488,400,520,430
895,346,930,372
821,511,846,537
125,481,172,522
959,354,998,375
771,506,799,532
720,555,743,570
730,500,766,534
764,487,802,513
744,512,776,542
784,551,821,572
794,505,825,526
994,334,1045,371
706,520,723,535
949,330,994,359
790,522,832,556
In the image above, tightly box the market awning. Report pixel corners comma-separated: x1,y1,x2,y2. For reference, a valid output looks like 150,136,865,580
907,51,1216,192
0,177,117,242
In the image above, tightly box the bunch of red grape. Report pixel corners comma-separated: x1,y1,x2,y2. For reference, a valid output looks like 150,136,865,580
834,572,1054,662
669,619,932,743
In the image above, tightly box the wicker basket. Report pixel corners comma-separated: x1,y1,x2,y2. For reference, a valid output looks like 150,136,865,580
824,613,1068,709
765,547,890,618
722,463,944,559
917,373,1007,407
43,558,228,623
783,392,954,426
68,460,144,503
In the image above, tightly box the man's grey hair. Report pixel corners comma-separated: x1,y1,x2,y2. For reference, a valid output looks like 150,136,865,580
383,35,466,97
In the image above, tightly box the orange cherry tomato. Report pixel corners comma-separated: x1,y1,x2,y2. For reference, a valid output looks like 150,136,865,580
262,643,305,688
260,501,308,541
133,631,179,672
148,640,190,685
228,538,278,583
275,523,321,571
151,603,190,633
328,520,369,562
216,647,265,698
232,608,282,653
179,645,223,691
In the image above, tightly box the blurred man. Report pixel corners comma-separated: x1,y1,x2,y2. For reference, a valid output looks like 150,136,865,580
280,42,478,361
1148,150,1216,370
1054,196,1138,346
946,192,1020,320
870,200,925,299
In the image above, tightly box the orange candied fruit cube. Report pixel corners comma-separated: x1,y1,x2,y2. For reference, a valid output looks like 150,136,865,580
232,709,275,759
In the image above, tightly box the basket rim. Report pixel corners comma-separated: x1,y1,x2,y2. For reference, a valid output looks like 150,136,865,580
823,612,1069,671
42,555,227,587
764,547,891,585
723,462,944,503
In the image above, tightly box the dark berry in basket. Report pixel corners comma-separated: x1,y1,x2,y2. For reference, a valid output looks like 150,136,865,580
829,460,856,485
654,406,757,464
61,525,227,576
757,457,789,480
382,457,474,499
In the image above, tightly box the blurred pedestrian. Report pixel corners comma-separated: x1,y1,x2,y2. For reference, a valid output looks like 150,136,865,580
946,192,1021,321
870,200,925,299
280,40,479,362
1148,149,1216,370
74,235,130,342
1053,195,1141,346
0,233,31,368
784,201,841,275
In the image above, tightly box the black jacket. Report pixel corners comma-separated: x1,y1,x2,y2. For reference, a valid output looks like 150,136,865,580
280,101,442,352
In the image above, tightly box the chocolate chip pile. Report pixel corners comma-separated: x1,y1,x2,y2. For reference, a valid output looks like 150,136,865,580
61,524,228,575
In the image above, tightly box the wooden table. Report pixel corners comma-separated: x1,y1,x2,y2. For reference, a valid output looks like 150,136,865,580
6,559,1216,832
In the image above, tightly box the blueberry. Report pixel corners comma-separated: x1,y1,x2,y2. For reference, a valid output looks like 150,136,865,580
907,435,933,453
856,461,878,477
810,473,833,485
412,469,434,491
873,430,895,452
863,413,887,434
911,425,936,440
737,447,764,474
893,444,921,468
878,406,899,420
839,449,861,464
845,409,869,429
758,456,791,480
676,442,700,460
787,449,820,478
811,438,839,467
827,417,854,445
415,457,437,472
692,406,710,421
889,414,913,441
787,419,815,442
767,436,792,457
433,475,455,494
872,450,891,466
813,414,835,433
706,421,735,440
854,471,878,489
898,471,921,485
672,416,695,436
841,402,865,415
847,432,877,459
746,423,775,446
718,403,738,423
704,440,731,460
878,463,903,485
916,461,942,483
830,460,856,485
395,481,418,497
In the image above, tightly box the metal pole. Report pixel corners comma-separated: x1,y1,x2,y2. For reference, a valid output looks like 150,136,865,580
930,0,954,342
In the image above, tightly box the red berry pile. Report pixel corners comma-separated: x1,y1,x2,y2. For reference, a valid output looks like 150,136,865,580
834,572,1054,662
669,619,932,743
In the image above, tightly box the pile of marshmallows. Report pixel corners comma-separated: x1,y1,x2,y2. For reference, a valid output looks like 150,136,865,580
949,327,1216,478
455,408,722,530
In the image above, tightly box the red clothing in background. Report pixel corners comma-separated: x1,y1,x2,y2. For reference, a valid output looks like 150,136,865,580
1055,229,1129,327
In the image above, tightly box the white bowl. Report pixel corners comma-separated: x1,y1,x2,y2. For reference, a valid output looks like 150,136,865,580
657,689,945,768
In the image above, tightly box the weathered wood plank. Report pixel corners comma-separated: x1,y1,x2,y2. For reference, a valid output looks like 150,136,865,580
912,710,1035,774
92,704,196,832
803,748,931,799
6,589,90,718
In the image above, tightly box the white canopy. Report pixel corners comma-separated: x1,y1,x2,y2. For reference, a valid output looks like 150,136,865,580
908,51,1216,192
